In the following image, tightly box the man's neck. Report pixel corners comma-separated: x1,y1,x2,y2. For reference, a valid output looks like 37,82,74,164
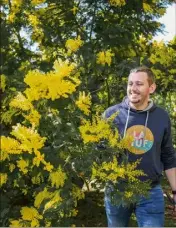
129,101,149,111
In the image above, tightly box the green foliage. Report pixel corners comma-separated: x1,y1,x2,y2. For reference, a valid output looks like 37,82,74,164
1,0,175,226
153,92,176,147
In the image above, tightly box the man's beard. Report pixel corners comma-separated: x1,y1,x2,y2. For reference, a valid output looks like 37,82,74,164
128,92,142,104
130,99,141,104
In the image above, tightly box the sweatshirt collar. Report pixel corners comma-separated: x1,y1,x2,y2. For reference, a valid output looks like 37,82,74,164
123,96,154,112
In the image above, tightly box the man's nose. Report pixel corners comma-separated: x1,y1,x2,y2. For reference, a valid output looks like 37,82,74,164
131,84,138,90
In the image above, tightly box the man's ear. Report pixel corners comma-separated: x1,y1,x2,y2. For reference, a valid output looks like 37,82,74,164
149,83,156,94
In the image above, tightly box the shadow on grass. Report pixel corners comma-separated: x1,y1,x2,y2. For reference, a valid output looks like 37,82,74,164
72,191,107,227
73,191,176,227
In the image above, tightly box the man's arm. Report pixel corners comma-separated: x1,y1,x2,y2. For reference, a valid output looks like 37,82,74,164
165,167,176,212
165,167,176,191
161,114,176,213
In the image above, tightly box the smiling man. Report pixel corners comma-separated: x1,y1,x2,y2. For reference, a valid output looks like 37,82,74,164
103,66,176,227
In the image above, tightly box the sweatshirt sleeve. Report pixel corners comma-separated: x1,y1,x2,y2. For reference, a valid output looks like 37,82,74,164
161,115,176,170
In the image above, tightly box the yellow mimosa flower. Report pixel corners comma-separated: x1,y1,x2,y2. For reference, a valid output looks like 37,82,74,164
49,166,67,188
0,173,8,186
109,0,126,7
21,206,43,221
65,36,83,54
96,50,114,66
76,91,91,115
10,92,33,111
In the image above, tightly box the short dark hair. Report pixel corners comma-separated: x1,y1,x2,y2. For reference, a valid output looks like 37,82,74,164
129,66,155,85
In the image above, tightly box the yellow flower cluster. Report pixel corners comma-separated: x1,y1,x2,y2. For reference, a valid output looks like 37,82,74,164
76,91,92,115
92,157,145,183
13,179,19,187
32,173,44,184
33,150,53,172
44,191,62,212
1,129,49,173
71,209,78,217
34,188,62,209
17,159,29,174
10,93,41,126
60,208,78,218
10,219,28,227
8,0,23,23
24,59,80,101
108,129,119,148
71,6,78,15
11,123,46,153
124,191,133,198
125,160,146,182
53,58,76,79
150,41,172,65
92,156,124,182
24,71,47,101
31,27,44,44
2,0,8,4
49,166,67,188
45,220,51,227
22,189,28,195
65,36,84,54
10,206,43,227
23,109,41,127
9,164,16,172
157,8,166,16
28,14,40,28
143,2,153,13
79,115,111,143
0,74,6,92
33,150,45,167
31,0,46,6
96,50,114,66
72,184,85,201
79,114,119,145
1,136,21,161
79,113,133,151
109,0,126,7
21,206,43,221
34,188,52,208
1,150,9,162
10,92,33,111
0,173,8,187
43,162,54,172
118,136,133,151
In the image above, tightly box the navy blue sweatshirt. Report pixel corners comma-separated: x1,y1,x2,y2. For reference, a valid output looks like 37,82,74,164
104,97,176,183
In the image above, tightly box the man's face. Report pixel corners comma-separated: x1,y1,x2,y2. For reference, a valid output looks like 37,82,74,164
127,72,155,107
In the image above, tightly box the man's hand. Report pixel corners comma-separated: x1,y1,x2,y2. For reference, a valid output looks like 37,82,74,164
173,194,176,213
166,205,176,219
166,193,176,219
